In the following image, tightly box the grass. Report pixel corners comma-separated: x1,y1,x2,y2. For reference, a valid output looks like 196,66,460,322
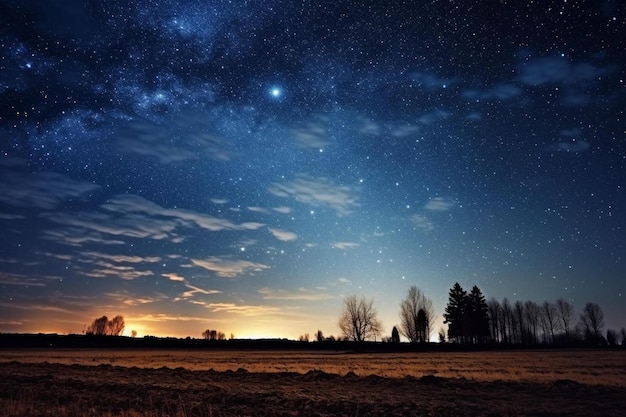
1,348,624,385
1,349,625,416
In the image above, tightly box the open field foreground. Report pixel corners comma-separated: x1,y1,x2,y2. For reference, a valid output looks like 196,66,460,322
1,349,625,417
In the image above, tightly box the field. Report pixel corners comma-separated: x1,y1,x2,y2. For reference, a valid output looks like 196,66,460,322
1,349,625,416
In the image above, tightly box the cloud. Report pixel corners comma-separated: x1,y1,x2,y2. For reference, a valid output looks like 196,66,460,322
269,174,360,217
410,71,456,91
190,257,270,278
0,160,100,210
551,140,591,153
258,287,334,301
79,262,155,280
331,242,359,250
424,197,455,212
206,302,280,316
104,291,168,306
81,251,161,264
0,272,47,287
41,228,126,247
103,194,265,232
116,112,232,163
269,228,298,241
410,214,434,232
462,84,523,101
273,206,292,214
174,283,222,301
292,120,329,149
162,272,186,282
44,211,182,241
338,277,351,284
518,56,612,87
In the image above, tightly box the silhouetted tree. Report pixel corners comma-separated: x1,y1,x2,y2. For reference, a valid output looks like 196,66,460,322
579,302,605,345
487,298,501,343
298,333,309,342
86,315,124,336
500,298,513,344
443,283,467,343
556,298,574,342
513,301,526,345
391,326,400,343
438,328,446,343
621,328,626,347
399,286,435,343
467,286,490,344
315,330,324,342
86,316,109,336
338,295,383,342
606,329,618,346
540,301,559,344
131,330,137,338
524,301,541,345
201,329,212,339
108,315,125,336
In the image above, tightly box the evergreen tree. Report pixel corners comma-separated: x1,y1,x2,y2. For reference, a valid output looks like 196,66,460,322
443,283,467,343
467,286,490,344
391,326,400,343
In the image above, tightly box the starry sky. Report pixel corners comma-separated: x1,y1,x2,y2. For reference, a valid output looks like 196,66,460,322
1,0,624,340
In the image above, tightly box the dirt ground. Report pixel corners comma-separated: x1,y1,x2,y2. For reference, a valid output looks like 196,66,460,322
1,350,625,416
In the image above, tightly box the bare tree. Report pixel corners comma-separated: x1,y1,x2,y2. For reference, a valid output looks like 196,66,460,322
399,286,436,343
108,315,125,336
86,316,109,336
201,329,212,339
579,302,605,344
541,301,559,344
487,298,501,343
524,301,540,345
500,298,513,344
338,295,383,342
556,298,574,341
315,330,324,342
131,330,137,338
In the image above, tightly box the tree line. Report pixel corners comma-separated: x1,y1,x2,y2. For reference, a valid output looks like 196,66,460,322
335,283,625,347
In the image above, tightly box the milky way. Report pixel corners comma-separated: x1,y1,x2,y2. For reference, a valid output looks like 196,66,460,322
0,1,624,339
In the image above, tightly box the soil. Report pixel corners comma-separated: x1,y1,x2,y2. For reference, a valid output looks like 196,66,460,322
1,360,625,417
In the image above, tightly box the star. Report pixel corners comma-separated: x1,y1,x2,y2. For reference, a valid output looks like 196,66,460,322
269,86,283,99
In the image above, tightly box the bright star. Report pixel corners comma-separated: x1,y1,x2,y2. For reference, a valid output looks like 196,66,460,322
269,87,282,98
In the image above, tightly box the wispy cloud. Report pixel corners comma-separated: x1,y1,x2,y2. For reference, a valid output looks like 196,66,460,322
117,112,232,163
269,228,297,241
162,272,186,282
518,56,614,87
424,197,455,212
79,263,155,280
258,287,334,301
462,83,523,101
103,194,265,232
291,120,329,149
0,159,99,210
269,174,360,217
0,272,47,287
206,302,280,316
81,251,161,264
410,214,434,232
331,242,359,250
550,140,590,153
410,71,456,91
174,283,221,301
273,206,292,214
190,257,270,278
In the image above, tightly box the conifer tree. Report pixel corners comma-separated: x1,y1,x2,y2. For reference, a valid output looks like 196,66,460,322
443,283,467,343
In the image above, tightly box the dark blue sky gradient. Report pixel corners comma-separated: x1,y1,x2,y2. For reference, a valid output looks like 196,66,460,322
1,0,624,338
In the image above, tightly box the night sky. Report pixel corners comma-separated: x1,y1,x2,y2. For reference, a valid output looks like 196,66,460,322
1,1,624,339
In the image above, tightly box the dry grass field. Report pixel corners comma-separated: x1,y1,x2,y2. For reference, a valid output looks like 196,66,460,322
1,348,625,416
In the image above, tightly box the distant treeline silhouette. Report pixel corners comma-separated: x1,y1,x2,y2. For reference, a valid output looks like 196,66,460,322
333,283,624,348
